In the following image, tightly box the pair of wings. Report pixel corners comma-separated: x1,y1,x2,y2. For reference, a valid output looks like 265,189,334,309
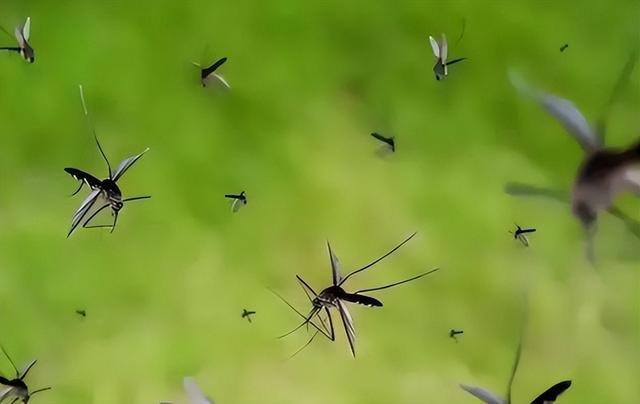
460,380,571,404
183,377,214,404
15,17,30,49
429,33,448,62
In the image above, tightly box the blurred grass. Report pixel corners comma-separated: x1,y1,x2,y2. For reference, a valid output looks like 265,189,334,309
0,0,638,403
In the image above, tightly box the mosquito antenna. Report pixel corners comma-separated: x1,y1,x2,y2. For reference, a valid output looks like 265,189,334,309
79,85,112,178
353,267,440,294
339,232,417,286
454,17,466,46
29,387,51,396
0,345,19,378
20,359,38,380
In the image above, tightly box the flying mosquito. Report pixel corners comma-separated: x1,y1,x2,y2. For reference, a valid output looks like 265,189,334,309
560,44,569,52
273,233,440,357
508,49,638,263
65,85,150,237
428,33,466,81
0,345,51,403
75,309,86,318
370,132,395,155
193,57,229,88
0,17,34,63
184,377,214,404
224,191,246,213
241,309,256,323
449,329,463,341
508,224,536,247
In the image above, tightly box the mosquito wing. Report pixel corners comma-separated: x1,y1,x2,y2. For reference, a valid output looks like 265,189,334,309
530,380,572,404
22,17,30,41
210,73,230,89
337,300,356,357
459,384,506,404
429,36,440,59
326,241,342,285
112,148,149,182
184,377,214,404
440,33,448,64
68,189,101,237
0,386,16,402
14,26,24,49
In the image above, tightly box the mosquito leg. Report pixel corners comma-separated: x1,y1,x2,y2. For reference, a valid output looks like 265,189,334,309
110,211,119,233
354,267,440,294
122,195,151,203
81,204,111,229
70,182,84,196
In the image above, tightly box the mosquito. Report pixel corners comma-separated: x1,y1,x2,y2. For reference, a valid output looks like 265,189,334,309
193,57,229,88
65,85,150,237
75,309,86,318
560,44,569,52
0,17,34,63
0,345,50,403
449,329,463,341
241,309,256,323
274,233,440,357
428,33,466,81
224,191,246,213
508,224,536,247
370,132,395,154
184,377,214,404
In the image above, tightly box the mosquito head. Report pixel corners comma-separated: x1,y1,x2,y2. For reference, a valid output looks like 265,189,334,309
101,179,123,207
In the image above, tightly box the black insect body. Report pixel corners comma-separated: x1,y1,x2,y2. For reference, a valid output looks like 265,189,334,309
509,224,536,247
224,191,246,212
0,345,50,403
194,57,229,88
241,309,256,323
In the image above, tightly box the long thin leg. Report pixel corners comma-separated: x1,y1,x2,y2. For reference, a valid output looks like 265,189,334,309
70,181,84,196
269,289,332,340
109,211,119,233
339,232,417,286
19,359,37,380
10,397,18,404
353,267,440,294
29,387,52,396
0,344,20,378
122,195,151,203
81,204,111,229
79,85,112,177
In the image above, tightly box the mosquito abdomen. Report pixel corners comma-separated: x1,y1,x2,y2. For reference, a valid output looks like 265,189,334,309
342,293,383,307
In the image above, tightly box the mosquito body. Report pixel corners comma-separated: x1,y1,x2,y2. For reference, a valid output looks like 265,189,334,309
224,191,246,212
273,233,440,357
65,85,150,237
75,309,86,317
370,132,395,153
509,224,536,247
449,329,463,340
184,377,214,404
429,33,466,81
241,309,256,323
560,44,569,52
0,17,34,63
0,345,50,403
194,57,229,88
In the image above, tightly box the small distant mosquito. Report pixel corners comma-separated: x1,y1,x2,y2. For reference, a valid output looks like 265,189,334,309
193,57,229,88
241,309,256,323
0,345,51,403
0,17,34,63
370,132,395,154
273,233,440,357
184,377,214,404
560,44,569,52
428,33,466,81
75,309,86,318
449,329,463,341
65,85,150,237
508,224,536,247
224,191,246,213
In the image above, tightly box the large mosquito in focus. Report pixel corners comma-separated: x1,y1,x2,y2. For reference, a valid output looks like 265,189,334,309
0,17,34,63
273,233,440,357
0,345,50,403
65,85,150,237
429,33,466,81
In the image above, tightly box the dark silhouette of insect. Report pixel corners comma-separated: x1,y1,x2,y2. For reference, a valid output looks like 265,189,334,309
0,17,34,63
65,85,150,237
560,44,569,52
0,345,51,403
224,191,246,213
75,309,86,317
508,48,638,263
241,309,256,323
508,224,536,247
193,57,229,88
273,233,440,357
370,132,395,154
429,33,466,80
449,329,463,341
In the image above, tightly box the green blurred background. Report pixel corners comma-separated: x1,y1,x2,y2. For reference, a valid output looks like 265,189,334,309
0,0,638,403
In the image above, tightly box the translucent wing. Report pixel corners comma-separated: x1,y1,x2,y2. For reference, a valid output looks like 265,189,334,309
0,386,16,402
231,198,245,212
509,71,602,152
22,17,30,41
211,73,230,89
326,241,342,285
337,300,356,357
14,26,24,48
184,377,214,404
460,385,506,404
429,36,440,59
112,148,149,182
68,189,102,237
440,33,448,64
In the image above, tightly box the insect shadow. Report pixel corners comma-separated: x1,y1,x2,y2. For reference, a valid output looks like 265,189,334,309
65,85,150,237
0,345,50,403
0,17,34,63
272,232,440,357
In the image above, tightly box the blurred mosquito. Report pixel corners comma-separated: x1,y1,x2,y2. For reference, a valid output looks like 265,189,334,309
184,377,214,404
65,85,150,237
75,309,86,318
241,309,255,323
370,132,395,155
224,191,246,213
429,33,466,81
508,224,536,247
193,57,229,88
273,233,440,357
0,17,34,63
560,44,569,52
449,329,463,341
0,345,50,403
